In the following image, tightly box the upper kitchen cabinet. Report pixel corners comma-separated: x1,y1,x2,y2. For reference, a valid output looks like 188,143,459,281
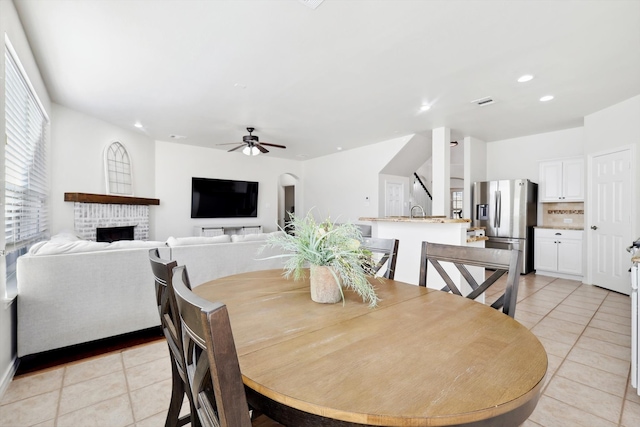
539,158,584,202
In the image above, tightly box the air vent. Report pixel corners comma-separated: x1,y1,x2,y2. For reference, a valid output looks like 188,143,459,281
298,0,325,9
470,96,495,106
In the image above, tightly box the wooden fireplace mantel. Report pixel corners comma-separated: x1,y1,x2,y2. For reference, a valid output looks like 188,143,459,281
64,193,160,206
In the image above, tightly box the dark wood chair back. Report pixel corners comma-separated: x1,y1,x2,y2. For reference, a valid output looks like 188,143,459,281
361,237,399,279
148,249,196,427
172,265,253,427
418,242,523,317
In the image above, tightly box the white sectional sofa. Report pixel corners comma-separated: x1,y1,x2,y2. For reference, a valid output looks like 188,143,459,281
16,232,287,357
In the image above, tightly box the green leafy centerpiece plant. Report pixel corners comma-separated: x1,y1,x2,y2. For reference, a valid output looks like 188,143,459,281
263,211,380,307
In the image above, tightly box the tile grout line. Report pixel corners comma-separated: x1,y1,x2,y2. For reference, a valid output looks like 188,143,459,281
527,278,581,396
120,351,137,426
523,278,624,426
53,366,65,427
535,282,632,426
611,288,634,427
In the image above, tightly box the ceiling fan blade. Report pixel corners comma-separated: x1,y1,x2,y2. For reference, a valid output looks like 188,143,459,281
227,144,245,152
217,142,244,146
260,142,287,149
255,143,269,154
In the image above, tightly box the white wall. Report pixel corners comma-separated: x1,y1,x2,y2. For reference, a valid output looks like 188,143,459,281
486,127,584,182
584,94,640,257
380,134,428,176
154,140,302,240
50,104,157,237
464,136,487,218
0,0,52,397
302,136,408,223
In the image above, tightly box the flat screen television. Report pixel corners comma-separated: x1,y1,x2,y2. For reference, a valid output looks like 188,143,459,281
191,177,259,218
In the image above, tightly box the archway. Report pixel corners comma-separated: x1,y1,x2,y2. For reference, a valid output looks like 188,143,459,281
277,173,300,229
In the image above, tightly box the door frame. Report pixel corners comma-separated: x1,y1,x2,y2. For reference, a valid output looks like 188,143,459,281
384,180,405,217
585,144,636,286
278,173,300,229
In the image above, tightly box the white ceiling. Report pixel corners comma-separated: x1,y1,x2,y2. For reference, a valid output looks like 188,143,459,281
13,0,640,160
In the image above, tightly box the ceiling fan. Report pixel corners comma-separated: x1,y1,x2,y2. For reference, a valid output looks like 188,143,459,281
217,127,286,156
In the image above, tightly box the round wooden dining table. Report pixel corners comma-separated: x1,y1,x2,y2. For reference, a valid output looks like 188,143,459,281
193,269,547,427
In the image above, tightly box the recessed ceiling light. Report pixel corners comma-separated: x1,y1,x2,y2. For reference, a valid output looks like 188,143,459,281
419,104,431,112
540,95,554,102
299,0,324,9
517,74,534,83
337,147,343,151
134,122,143,128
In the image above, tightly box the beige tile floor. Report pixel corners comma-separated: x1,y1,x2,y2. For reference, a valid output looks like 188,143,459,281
1,273,639,426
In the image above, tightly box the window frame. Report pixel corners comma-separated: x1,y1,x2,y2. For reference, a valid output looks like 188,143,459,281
4,38,50,297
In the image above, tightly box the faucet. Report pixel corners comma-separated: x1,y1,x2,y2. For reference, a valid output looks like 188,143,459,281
410,205,425,218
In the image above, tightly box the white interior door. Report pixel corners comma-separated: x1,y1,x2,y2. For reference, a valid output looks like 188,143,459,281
588,147,634,295
385,181,404,217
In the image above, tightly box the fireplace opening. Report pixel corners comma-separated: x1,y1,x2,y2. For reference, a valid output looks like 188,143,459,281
96,226,135,243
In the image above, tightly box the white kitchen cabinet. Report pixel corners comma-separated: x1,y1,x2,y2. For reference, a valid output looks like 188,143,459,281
534,228,583,279
539,158,584,202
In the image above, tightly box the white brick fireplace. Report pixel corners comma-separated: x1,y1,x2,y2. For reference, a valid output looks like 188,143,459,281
65,193,160,241
73,203,150,241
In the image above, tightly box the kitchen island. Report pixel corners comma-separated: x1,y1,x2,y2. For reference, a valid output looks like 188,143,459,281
359,216,487,290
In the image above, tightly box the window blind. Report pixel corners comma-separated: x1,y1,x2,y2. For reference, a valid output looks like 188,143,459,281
4,47,49,254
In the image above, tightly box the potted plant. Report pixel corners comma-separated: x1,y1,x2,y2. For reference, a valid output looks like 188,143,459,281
263,211,380,307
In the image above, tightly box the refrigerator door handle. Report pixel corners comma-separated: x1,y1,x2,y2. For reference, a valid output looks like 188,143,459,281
495,191,501,228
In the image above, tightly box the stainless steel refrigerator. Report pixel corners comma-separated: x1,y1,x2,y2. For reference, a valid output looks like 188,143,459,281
472,179,537,274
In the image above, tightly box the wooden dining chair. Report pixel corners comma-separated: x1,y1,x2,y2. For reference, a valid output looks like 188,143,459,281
171,265,282,427
149,249,198,427
360,237,399,279
418,242,523,318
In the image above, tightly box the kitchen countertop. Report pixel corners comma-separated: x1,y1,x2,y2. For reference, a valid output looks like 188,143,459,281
534,225,584,230
359,216,471,224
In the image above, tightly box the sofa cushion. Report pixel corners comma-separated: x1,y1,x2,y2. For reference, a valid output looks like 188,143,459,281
230,231,284,243
28,237,166,256
105,240,167,250
167,235,232,246
29,239,109,256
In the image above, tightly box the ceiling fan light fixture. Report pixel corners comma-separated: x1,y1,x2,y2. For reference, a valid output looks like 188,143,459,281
243,146,260,156
218,127,285,155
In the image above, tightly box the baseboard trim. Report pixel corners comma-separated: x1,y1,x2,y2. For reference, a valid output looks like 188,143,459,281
16,326,163,376
534,270,583,282
0,356,18,400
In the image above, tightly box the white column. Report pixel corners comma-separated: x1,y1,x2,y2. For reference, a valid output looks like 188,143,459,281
463,136,486,219
432,127,450,217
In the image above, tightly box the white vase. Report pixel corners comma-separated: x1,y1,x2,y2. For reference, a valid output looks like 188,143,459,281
309,265,342,304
